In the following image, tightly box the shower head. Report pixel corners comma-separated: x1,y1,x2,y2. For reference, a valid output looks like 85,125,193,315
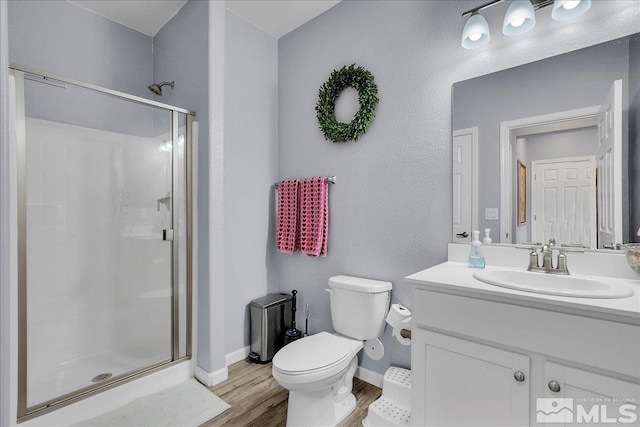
148,81,174,96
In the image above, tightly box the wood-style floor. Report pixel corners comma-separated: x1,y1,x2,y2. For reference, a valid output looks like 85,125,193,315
202,359,382,427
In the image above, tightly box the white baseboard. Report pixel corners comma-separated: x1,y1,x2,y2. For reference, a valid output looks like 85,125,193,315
194,346,249,388
225,346,249,366
194,365,228,387
355,366,384,388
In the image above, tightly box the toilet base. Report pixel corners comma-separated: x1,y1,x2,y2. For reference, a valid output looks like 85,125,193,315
335,393,357,424
286,390,356,426
284,357,359,426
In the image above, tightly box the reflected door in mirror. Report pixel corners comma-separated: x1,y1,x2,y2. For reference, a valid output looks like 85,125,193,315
452,128,478,243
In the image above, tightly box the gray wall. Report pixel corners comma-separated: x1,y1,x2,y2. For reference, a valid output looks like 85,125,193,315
152,0,212,371
454,39,630,241
524,128,598,162
205,0,227,376
8,0,155,137
277,0,640,375
223,10,279,354
8,0,152,97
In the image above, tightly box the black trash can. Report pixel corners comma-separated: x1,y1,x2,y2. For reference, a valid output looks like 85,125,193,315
248,293,292,363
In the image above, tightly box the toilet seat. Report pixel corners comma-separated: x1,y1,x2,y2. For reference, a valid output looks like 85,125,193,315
272,332,362,382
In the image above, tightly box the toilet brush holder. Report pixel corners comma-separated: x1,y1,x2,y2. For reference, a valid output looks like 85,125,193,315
284,290,303,344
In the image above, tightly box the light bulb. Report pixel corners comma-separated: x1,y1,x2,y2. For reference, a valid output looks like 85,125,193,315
503,0,535,36
552,0,590,21
563,0,580,9
462,13,490,49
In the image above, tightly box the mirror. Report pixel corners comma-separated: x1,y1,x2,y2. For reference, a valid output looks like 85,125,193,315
452,33,640,250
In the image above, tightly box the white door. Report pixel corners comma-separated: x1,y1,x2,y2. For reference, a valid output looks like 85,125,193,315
531,157,596,248
413,329,530,426
452,128,478,243
540,361,640,426
597,80,623,249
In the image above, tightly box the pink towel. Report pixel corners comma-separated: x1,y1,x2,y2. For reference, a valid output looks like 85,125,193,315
276,180,299,254
299,177,329,257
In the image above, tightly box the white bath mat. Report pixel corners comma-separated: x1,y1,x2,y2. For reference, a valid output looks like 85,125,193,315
73,379,230,427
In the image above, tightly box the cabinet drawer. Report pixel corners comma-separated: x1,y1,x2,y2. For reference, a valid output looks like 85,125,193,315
413,289,640,378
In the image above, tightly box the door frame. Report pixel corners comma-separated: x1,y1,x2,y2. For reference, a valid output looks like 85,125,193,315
499,106,600,243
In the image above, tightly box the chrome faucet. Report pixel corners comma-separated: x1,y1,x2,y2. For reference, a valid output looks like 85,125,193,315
527,238,570,275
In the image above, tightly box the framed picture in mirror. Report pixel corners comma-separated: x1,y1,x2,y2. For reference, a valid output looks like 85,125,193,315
517,160,526,226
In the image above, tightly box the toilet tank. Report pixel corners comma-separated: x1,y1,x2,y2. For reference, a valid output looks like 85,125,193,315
327,275,392,340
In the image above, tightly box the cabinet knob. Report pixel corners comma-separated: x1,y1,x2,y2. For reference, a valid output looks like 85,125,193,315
513,371,525,382
548,380,561,393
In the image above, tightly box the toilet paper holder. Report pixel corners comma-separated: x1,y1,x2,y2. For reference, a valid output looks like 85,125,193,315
386,303,412,345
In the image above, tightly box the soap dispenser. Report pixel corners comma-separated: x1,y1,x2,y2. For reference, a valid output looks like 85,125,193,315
483,228,492,244
468,230,486,269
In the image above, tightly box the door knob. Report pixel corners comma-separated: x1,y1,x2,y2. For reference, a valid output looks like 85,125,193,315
548,380,561,393
456,232,469,238
513,371,525,382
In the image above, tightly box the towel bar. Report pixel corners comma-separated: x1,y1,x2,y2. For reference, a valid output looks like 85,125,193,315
273,176,337,186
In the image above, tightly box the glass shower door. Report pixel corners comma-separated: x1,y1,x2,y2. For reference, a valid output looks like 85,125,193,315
16,72,180,413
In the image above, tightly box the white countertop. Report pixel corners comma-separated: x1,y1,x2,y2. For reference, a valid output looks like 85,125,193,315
406,262,640,325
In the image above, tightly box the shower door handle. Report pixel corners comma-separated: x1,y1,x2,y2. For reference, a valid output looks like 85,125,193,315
163,229,174,241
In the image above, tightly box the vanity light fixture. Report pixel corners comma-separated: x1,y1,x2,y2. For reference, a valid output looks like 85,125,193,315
551,0,591,21
503,0,536,36
461,0,591,49
462,12,491,49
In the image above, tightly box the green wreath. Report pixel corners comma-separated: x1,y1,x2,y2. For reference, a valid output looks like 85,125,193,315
315,64,379,143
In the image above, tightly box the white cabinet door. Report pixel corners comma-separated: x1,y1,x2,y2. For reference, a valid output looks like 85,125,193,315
412,329,530,426
538,361,640,426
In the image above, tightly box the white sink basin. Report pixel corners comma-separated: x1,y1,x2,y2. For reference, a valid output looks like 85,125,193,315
472,269,634,299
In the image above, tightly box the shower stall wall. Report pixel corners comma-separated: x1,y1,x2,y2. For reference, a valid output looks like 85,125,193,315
10,66,195,421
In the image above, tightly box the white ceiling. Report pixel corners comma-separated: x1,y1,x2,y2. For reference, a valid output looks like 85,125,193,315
226,1,341,39
69,0,340,39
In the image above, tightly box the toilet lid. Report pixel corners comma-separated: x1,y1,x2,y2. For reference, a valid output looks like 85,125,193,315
273,332,361,374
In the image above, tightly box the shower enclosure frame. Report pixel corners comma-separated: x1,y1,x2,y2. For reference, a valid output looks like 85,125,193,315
10,65,195,422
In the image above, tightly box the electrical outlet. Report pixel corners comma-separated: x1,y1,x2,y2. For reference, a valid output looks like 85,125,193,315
485,208,499,220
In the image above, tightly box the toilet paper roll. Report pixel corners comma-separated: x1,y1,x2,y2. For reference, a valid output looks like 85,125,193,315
385,304,412,328
392,316,412,346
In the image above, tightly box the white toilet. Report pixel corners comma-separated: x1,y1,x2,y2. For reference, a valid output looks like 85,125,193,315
272,275,392,426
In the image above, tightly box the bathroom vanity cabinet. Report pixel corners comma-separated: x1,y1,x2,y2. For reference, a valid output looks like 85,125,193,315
407,262,640,426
